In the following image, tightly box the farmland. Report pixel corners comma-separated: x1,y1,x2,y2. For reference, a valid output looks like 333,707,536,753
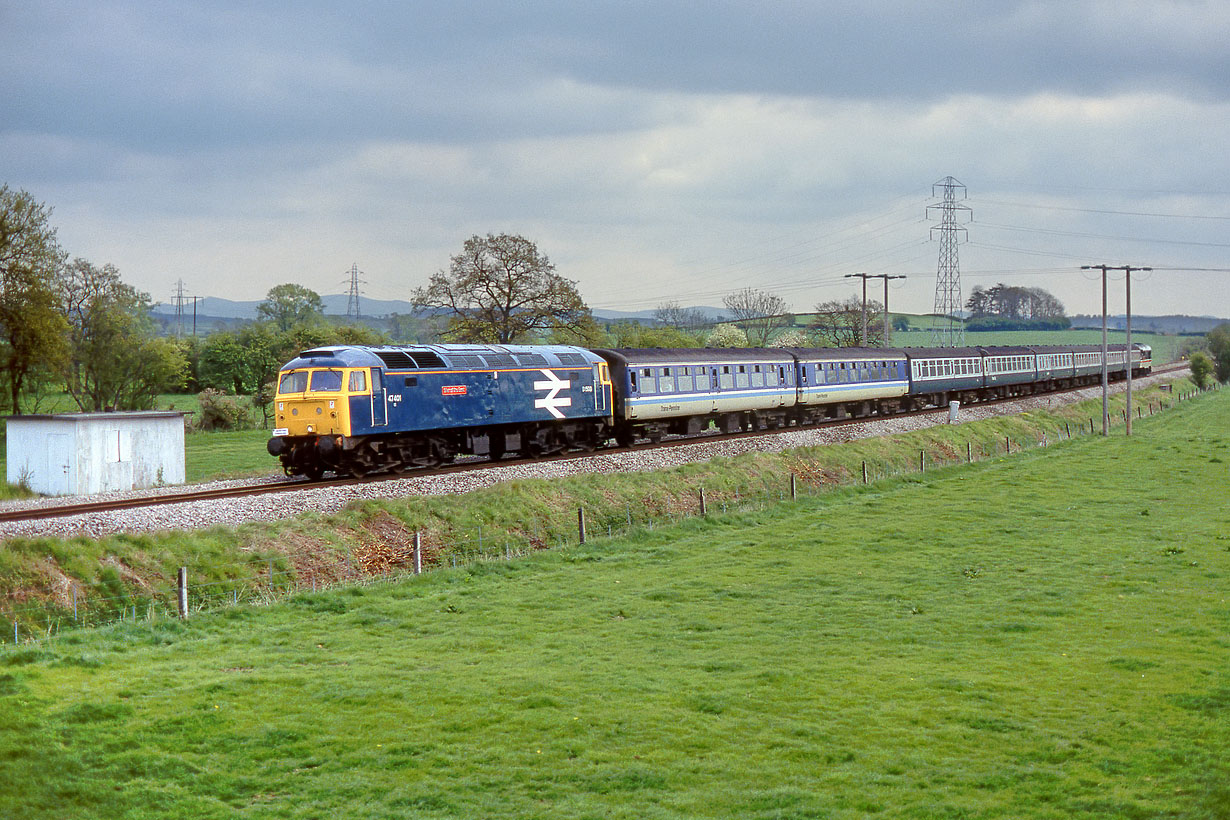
0,386,1225,818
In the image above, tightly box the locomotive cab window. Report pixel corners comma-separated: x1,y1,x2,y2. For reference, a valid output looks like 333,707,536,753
348,370,367,392
309,370,343,392
279,370,308,394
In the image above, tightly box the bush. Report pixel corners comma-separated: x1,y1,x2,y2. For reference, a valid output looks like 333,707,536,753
1189,352,1214,389
705,323,748,348
195,389,253,431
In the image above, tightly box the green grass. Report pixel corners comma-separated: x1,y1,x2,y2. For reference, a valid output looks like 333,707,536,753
0,387,1226,818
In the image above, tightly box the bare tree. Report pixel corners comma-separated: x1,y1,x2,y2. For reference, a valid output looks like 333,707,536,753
810,297,886,347
653,301,709,333
412,233,590,343
721,288,793,345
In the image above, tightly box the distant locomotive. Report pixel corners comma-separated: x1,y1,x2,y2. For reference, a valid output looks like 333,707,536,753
267,342,1151,479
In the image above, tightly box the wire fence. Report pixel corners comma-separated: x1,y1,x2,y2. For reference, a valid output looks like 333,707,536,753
1,385,1214,649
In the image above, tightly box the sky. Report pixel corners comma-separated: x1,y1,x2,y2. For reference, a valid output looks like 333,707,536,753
3,0,1230,319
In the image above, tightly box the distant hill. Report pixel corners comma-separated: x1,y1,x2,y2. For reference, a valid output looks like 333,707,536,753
1070,314,1227,334
151,296,729,324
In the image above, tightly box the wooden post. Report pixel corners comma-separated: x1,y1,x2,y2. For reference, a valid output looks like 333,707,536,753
268,560,274,590
578,508,587,544
699,487,707,516
919,450,925,472
413,531,422,575
862,461,868,484
790,473,797,500
1005,436,1011,454
967,442,972,463
1065,422,1070,439
177,567,188,620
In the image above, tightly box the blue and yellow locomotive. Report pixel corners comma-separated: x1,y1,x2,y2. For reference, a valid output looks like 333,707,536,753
267,344,612,478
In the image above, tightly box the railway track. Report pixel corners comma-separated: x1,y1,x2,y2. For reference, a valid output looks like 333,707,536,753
0,364,1188,525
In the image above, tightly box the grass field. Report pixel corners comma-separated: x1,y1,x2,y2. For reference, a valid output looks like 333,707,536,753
1,388,1225,818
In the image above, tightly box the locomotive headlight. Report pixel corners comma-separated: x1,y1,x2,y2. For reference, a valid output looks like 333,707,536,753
316,407,323,414
291,408,298,416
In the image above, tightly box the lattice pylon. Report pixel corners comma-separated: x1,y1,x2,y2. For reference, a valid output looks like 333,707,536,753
927,176,971,347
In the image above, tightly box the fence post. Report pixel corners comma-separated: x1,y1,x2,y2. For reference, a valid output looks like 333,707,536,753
1065,422,1070,439
1005,436,1011,454
966,442,972,463
268,560,274,590
413,531,422,575
862,461,868,484
919,450,925,472
699,487,707,516
177,567,188,619
1090,418,1095,434
790,473,797,501
72,586,78,622
578,508,586,545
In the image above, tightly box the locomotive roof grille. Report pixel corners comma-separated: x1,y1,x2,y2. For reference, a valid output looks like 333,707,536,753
482,353,517,368
410,350,447,368
374,351,418,369
447,354,486,368
515,353,548,367
555,352,589,366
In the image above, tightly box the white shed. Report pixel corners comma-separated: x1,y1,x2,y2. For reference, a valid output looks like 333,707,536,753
6,411,187,496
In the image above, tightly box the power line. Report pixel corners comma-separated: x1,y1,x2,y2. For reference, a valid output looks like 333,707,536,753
975,197,1230,221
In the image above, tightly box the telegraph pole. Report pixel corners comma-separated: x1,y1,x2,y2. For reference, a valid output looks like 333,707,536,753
876,274,906,347
1081,264,1150,436
845,273,871,345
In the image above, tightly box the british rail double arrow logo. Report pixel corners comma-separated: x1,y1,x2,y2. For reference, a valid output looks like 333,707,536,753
533,370,572,419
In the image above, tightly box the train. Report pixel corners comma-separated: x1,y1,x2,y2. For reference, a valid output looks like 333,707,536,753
266,341,1152,479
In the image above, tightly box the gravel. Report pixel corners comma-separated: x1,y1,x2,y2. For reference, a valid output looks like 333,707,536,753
0,370,1185,540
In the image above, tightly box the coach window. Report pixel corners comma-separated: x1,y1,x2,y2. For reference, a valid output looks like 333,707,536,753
751,364,764,388
659,367,675,392
677,368,693,392
720,366,733,389
348,370,367,392
641,368,657,393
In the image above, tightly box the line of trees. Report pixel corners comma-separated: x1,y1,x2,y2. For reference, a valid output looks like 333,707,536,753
966,284,1066,320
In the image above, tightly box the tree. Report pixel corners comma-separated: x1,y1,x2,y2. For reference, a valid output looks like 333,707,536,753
892,315,911,332
653,301,709,333
257,283,324,332
1189,352,1214,389
412,233,589,343
608,321,699,348
0,186,69,413
810,297,885,347
771,329,812,347
722,288,792,345
1207,323,1230,382
705,323,747,348
966,283,1065,319
59,259,187,410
